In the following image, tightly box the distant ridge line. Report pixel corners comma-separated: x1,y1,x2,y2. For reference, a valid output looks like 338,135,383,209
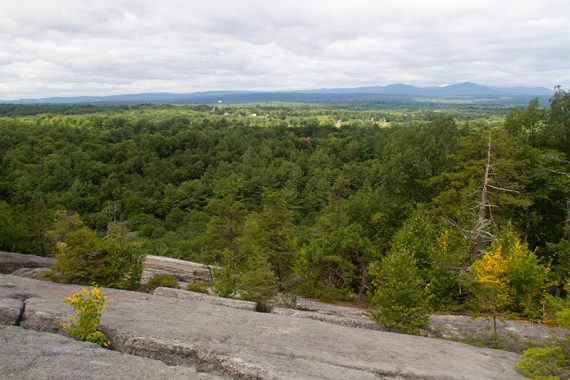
3,82,554,104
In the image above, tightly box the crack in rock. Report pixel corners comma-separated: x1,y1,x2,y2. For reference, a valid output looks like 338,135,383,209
15,297,26,326
0,295,27,326
107,330,275,380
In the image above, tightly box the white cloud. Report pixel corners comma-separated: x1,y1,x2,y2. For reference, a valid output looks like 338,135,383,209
0,0,569,99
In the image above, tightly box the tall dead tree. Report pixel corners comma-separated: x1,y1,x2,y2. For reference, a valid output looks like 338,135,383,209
472,131,520,258
473,131,493,257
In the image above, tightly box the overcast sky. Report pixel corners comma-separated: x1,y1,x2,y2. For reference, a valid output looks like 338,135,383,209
1,0,569,99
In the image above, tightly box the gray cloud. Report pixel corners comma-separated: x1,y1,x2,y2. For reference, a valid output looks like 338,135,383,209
1,0,569,99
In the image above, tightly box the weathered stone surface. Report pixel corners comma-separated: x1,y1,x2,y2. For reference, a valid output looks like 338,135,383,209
154,288,569,345
275,297,382,330
143,255,213,283
154,287,257,311
11,267,50,281
0,298,23,326
0,326,228,380
0,251,54,274
272,306,381,330
0,274,524,379
156,287,383,331
427,314,568,351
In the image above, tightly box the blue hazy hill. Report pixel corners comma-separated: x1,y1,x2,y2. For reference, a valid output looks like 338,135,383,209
3,83,553,105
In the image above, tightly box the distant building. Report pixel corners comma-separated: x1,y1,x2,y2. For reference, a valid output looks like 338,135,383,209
298,136,311,142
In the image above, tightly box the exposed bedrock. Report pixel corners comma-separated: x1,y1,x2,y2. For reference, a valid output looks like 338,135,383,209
0,251,54,274
0,274,524,379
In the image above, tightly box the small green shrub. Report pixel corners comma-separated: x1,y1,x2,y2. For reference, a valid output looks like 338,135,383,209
147,274,179,291
61,286,110,347
239,249,277,312
517,346,569,379
368,249,429,335
48,212,145,290
517,284,570,379
186,281,209,293
211,249,238,298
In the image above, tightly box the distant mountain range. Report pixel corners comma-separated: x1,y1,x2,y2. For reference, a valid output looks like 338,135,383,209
2,82,554,105
305,82,553,96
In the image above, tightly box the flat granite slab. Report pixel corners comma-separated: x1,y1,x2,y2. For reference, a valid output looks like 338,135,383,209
143,255,213,283
0,326,229,380
0,251,54,274
0,274,524,380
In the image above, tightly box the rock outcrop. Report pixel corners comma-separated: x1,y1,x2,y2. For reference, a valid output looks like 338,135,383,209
0,274,524,379
0,326,226,380
155,287,383,331
427,314,568,351
0,297,24,326
143,255,212,283
0,251,54,274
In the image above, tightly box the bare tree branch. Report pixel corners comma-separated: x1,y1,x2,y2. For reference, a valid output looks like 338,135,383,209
486,184,520,193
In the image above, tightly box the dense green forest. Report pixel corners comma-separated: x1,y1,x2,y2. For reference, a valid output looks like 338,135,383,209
0,91,569,324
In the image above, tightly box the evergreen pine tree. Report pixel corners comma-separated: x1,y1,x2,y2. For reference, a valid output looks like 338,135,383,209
369,249,428,334
239,249,278,312
211,249,238,298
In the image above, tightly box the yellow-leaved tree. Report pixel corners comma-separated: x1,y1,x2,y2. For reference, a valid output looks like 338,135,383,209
470,246,510,335
469,226,551,329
